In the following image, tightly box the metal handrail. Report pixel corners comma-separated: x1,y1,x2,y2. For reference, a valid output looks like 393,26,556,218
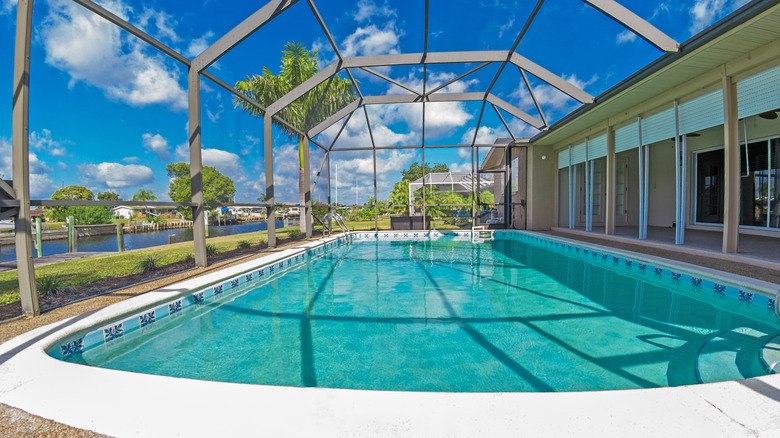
321,212,351,242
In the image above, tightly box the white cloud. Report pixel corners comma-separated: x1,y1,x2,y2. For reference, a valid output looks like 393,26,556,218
29,129,68,157
78,162,154,188
174,143,245,185
58,161,69,170
449,162,472,173
342,24,402,58
122,156,140,163
460,126,505,145
1,0,16,14
184,31,215,58
616,29,637,44
137,7,180,43
498,16,515,39
142,133,170,159
353,0,395,22
0,137,57,198
511,73,596,118
689,0,749,34
206,102,223,123
40,0,187,110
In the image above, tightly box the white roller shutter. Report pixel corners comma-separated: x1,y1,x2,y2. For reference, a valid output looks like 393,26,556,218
738,64,780,118
571,142,587,165
589,135,607,159
642,107,676,145
615,121,639,153
558,149,570,169
679,89,724,134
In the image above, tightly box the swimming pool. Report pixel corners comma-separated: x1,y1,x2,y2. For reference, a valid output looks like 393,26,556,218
49,231,780,392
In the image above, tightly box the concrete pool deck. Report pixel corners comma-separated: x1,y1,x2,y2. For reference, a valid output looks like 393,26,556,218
1,231,779,437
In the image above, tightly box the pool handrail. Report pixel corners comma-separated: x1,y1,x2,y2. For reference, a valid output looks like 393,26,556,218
321,212,351,242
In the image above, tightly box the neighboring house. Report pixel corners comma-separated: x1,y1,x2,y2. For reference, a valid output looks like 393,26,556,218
111,206,135,219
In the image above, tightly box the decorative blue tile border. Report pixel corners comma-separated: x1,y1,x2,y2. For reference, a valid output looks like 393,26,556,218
49,238,342,361
50,231,779,361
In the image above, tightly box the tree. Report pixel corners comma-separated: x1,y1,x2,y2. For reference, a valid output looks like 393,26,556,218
97,191,121,202
49,185,95,222
63,205,111,225
235,42,356,233
167,162,236,219
401,162,449,182
132,189,157,202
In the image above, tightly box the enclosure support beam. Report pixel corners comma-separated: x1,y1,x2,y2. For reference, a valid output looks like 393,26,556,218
605,125,616,235
13,0,38,316
673,100,684,245
585,138,592,232
300,137,312,238
568,145,574,229
188,70,207,267
264,117,276,248
722,72,740,254
192,0,299,71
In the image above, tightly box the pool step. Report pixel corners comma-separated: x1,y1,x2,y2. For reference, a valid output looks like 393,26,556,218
695,327,772,384
760,334,780,374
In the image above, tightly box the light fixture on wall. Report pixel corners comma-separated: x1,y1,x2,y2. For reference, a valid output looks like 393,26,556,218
758,108,780,120
541,155,547,160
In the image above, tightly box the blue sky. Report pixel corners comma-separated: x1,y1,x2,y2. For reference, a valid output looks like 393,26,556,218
0,0,750,204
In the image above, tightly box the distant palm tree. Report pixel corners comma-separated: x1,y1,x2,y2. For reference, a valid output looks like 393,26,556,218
132,189,157,202
235,42,356,229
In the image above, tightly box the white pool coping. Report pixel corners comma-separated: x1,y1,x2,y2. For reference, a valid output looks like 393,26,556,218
1,232,780,437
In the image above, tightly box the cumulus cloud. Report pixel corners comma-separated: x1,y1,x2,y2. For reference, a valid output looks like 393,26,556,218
137,7,180,43
122,156,140,163
184,31,215,58
1,0,16,14
460,126,506,145
40,0,187,110
78,162,154,188
174,143,246,185
29,129,68,157
0,137,57,198
510,73,596,119
689,0,749,34
341,24,401,58
616,29,637,44
142,133,170,159
353,0,395,22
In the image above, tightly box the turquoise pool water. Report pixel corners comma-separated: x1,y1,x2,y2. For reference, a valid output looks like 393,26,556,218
67,236,780,392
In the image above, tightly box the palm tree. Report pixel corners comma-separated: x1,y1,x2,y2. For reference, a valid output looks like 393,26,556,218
235,42,356,233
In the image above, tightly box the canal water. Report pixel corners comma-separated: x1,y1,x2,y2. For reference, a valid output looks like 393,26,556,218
0,221,285,263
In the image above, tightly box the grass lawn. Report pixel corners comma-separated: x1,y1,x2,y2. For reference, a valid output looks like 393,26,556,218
0,218,467,306
0,227,303,305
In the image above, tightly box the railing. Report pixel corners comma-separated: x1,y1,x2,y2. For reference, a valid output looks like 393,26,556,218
321,212,351,243
471,225,494,243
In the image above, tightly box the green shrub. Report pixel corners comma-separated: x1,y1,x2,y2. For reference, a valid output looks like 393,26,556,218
36,275,73,297
135,255,160,273
206,244,219,257
183,253,195,263
236,240,251,249
288,229,302,239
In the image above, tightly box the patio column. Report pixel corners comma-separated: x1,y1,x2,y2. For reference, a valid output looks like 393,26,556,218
13,0,38,316
722,70,740,253
605,126,616,235
188,69,207,267
300,137,312,238
568,145,574,229
585,138,592,232
264,116,276,248
674,100,684,245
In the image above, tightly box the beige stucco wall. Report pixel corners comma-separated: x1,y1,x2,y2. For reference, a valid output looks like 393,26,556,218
527,145,557,230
